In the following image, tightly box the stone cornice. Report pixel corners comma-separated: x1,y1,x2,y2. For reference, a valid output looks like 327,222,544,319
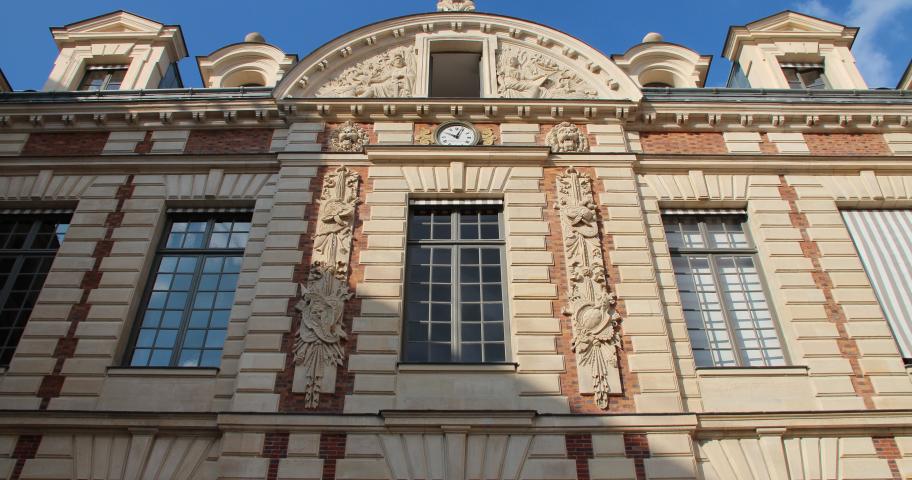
364,144,551,162
636,155,912,173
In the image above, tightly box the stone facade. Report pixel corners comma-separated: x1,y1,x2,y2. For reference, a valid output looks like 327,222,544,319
0,4,911,480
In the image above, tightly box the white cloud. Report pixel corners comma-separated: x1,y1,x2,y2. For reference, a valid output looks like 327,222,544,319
793,0,912,87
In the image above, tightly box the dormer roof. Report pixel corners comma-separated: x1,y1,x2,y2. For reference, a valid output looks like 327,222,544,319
50,10,188,60
723,10,858,60
0,69,10,92
899,60,912,90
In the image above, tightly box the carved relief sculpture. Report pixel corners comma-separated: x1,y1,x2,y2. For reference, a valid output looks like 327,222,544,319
555,167,622,409
436,0,476,12
330,121,370,152
496,45,598,99
480,127,497,145
293,167,361,408
316,46,417,98
547,122,590,153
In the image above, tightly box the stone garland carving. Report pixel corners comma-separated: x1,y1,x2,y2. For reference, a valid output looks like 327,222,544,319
496,45,598,99
293,167,361,408
555,167,622,410
316,46,417,98
437,0,476,11
330,121,370,152
547,122,590,153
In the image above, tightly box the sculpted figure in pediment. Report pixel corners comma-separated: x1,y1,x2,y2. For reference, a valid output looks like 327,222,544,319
436,0,476,11
497,45,598,99
317,46,417,98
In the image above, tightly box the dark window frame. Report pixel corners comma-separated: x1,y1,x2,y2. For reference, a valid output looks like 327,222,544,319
402,205,512,364
126,213,250,368
78,65,128,91
0,214,70,366
781,64,828,90
665,214,789,368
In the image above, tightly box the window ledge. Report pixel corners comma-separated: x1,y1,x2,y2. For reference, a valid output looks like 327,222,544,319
397,362,518,373
696,366,809,378
106,367,219,378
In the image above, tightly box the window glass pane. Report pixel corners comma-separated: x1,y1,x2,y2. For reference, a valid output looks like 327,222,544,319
131,214,249,367
665,217,705,249
403,206,507,364
0,215,71,366
716,255,783,367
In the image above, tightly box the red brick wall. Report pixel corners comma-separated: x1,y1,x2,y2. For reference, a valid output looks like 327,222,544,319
639,132,727,154
22,132,109,156
624,433,651,480
759,133,779,154
10,435,41,480
873,437,902,480
805,133,890,156
565,434,594,480
779,177,874,409
319,433,347,480
38,176,135,410
183,129,274,155
262,432,289,480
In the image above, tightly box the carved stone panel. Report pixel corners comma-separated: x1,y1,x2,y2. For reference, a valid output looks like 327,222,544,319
316,46,418,98
496,45,598,99
555,167,622,409
547,122,590,153
330,121,370,152
292,167,361,408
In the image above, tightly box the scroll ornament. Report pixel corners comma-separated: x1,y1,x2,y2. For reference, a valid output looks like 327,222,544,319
556,167,622,409
547,122,590,153
293,167,360,408
496,45,598,99
330,121,370,152
316,46,417,98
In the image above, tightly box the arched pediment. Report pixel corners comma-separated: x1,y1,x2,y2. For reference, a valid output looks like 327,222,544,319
613,42,711,88
274,13,641,101
197,42,297,88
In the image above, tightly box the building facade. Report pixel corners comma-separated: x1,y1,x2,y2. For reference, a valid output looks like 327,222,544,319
0,2,912,478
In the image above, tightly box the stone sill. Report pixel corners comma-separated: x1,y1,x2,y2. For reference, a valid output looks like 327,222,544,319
696,366,809,378
397,362,518,373
106,367,219,378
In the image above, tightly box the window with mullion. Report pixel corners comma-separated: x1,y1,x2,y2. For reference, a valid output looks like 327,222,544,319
665,214,785,368
78,66,128,92
129,214,249,368
0,215,70,366
403,206,508,363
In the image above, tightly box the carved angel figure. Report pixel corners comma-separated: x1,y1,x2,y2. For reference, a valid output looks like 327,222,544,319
496,46,598,99
330,121,369,152
437,0,476,11
547,122,590,153
317,47,417,98
294,267,353,409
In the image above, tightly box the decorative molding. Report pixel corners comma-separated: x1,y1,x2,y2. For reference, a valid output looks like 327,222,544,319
415,127,435,145
480,127,498,145
496,45,598,99
293,167,361,408
555,167,622,409
316,46,418,98
329,120,370,152
436,0,476,11
547,122,590,153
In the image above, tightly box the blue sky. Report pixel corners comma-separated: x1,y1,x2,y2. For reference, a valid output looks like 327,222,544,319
1,0,910,90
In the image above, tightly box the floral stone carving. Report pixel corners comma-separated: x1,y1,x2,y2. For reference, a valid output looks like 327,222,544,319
437,0,476,11
330,121,369,152
555,167,622,409
292,167,361,408
496,45,598,99
316,46,417,98
547,122,590,153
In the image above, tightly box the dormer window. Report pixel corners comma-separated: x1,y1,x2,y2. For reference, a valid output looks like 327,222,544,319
78,65,128,91
780,63,827,90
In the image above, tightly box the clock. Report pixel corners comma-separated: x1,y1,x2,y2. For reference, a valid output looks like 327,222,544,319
435,122,479,146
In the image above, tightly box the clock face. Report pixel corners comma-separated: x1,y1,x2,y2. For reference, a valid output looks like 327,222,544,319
436,123,478,146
